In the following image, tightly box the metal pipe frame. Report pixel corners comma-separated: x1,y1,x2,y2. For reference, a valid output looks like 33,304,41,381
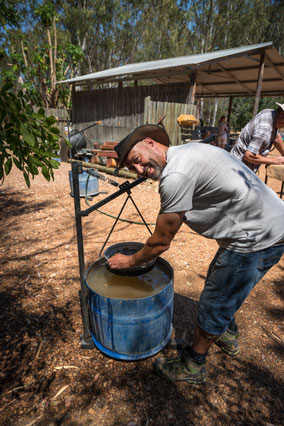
71,161,147,349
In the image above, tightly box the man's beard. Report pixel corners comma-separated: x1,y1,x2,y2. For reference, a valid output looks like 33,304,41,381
144,158,164,181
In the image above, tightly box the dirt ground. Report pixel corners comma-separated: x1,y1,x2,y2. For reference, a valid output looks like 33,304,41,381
0,159,283,426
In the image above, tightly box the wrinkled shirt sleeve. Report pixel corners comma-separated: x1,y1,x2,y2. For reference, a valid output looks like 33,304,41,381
159,172,194,214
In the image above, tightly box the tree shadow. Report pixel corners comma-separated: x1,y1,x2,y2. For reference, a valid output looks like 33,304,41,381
33,289,283,425
0,190,80,401
1,188,283,425
0,190,51,219
1,271,283,425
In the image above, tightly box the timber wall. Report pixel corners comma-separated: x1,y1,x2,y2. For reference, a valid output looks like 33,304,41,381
72,82,196,145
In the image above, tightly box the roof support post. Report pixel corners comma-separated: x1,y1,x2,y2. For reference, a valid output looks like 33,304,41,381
71,84,76,122
196,98,200,120
186,71,197,104
253,52,265,117
227,96,233,124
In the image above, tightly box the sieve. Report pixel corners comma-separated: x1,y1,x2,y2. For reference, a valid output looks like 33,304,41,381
102,242,156,276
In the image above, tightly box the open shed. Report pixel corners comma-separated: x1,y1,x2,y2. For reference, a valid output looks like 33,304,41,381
59,41,284,145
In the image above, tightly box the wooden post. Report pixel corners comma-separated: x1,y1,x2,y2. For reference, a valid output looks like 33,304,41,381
71,84,76,123
253,52,265,117
227,96,233,125
196,98,200,120
186,71,197,104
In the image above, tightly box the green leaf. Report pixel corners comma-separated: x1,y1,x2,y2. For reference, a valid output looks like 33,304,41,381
49,126,60,135
13,157,22,170
4,158,12,175
41,166,50,181
30,156,45,167
50,159,60,168
37,108,45,118
42,151,56,157
23,171,30,188
26,163,38,176
20,123,36,146
45,116,57,125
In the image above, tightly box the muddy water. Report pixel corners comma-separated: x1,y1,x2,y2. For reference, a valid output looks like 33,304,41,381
87,262,171,299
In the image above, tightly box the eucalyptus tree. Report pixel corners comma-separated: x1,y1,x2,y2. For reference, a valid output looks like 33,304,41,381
131,0,189,61
60,0,147,77
1,0,84,107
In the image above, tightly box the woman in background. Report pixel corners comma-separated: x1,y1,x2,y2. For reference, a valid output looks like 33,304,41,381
217,115,228,149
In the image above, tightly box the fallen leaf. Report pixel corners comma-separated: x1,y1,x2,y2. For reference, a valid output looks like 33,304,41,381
52,384,69,400
54,365,79,370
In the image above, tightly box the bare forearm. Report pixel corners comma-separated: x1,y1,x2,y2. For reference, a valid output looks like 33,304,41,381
131,235,170,266
243,151,284,166
107,211,184,270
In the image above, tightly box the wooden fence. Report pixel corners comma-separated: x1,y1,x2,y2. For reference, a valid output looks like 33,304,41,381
32,95,197,148
71,82,195,145
71,84,198,146
144,97,197,145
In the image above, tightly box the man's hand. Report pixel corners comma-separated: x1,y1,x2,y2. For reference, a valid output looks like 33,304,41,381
271,156,284,165
107,253,134,270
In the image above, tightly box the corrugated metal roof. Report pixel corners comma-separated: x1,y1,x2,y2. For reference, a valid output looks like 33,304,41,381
58,42,274,85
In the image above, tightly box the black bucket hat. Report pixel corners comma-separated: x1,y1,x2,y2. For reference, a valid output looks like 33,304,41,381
114,124,171,175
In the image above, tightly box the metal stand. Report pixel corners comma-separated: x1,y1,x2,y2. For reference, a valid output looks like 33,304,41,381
71,161,149,349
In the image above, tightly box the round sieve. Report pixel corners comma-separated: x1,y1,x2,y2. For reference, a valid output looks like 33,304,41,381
103,242,156,276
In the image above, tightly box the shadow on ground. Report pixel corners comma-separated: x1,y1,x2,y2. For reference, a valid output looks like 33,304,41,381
0,189,283,425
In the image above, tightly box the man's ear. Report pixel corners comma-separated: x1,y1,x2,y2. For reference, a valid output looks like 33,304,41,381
144,137,155,146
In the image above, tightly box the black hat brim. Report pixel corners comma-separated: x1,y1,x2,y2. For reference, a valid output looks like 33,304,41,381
114,124,170,173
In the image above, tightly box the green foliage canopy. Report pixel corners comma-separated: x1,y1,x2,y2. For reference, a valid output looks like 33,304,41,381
1,0,284,137
0,82,63,187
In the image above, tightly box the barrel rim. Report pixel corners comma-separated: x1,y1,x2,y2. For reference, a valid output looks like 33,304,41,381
85,254,174,302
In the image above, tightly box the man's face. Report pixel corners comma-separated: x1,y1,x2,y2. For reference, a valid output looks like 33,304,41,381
125,139,165,181
276,111,284,129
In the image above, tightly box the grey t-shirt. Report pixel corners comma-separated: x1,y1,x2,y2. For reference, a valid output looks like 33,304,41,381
159,144,284,252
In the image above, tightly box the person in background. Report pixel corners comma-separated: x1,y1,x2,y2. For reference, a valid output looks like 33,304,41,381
230,103,284,173
217,115,228,149
201,128,211,140
109,124,284,385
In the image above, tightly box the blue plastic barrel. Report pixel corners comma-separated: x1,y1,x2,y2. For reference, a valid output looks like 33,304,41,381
86,257,174,360
69,170,99,198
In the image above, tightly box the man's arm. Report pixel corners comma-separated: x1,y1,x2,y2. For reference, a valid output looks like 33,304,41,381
243,150,284,166
107,211,185,270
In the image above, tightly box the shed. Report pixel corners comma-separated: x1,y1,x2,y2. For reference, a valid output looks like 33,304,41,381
58,42,284,145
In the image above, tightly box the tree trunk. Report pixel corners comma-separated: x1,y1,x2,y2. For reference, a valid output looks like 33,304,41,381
212,98,219,127
200,98,204,121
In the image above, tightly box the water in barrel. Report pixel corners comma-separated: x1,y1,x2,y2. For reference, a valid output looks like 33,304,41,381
87,263,171,299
